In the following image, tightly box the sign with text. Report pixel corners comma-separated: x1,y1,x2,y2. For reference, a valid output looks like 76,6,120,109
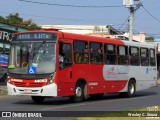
0,31,12,42
13,32,57,41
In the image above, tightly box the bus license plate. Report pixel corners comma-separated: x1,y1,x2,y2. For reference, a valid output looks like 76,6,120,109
24,89,32,93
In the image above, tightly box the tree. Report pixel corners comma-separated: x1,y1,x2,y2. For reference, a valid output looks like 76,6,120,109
28,23,41,30
145,36,154,42
22,19,32,28
0,13,41,30
0,16,5,22
6,13,23,26
22,19,41,30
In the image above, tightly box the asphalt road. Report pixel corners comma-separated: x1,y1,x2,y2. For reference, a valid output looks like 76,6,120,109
0,85,160,112
0,85,160,120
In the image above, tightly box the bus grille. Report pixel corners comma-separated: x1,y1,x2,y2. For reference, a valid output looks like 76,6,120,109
13,82,44,87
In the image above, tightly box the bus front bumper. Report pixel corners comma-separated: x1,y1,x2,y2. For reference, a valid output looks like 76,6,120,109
7,82,57,96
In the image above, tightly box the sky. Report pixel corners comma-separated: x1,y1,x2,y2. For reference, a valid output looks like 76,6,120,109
0,0,160,38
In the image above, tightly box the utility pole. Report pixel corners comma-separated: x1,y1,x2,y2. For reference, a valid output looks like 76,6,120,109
123,0,134,41
129,6,134,41
123,0,142,41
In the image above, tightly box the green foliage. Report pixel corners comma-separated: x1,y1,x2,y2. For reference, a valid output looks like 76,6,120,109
0,13,41,30
0,16,5,22
6,13,23,25
145,36,154,41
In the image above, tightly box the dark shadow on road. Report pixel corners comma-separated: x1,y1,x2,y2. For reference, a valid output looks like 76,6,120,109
12,91,157,106
87,91,157,102
13,97,72,106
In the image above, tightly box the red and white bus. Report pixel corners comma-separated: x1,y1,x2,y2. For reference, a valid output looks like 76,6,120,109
7,29,157,103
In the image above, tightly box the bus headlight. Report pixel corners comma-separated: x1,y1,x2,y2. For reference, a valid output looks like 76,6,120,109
47,72,56,85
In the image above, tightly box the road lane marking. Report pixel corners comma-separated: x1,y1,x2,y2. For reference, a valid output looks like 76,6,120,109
42,103,86,111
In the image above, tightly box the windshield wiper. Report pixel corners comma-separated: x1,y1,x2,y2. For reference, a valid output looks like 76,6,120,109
32,40,46,59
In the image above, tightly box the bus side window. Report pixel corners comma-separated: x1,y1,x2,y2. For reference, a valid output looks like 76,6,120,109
59,42,72,69
129,47,140,66
117,46,129,65
90,42,103,64
150,49,156,66
140,48,149,66
104,44,116,65
73,40,88,64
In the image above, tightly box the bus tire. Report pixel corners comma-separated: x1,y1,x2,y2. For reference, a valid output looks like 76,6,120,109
119,80,136,98
70,82,84,103
127,80,136,97
31,96,45,104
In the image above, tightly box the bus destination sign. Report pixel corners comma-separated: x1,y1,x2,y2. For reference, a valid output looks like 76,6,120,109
14,32,57,41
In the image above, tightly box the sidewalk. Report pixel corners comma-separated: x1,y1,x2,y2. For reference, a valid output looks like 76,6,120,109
0,82,7,96
157,79,160,85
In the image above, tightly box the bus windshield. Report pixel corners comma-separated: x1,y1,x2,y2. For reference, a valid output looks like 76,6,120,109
8,42,56,74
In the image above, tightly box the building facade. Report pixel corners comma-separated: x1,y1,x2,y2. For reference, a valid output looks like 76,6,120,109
42,24,146,42
0,22,27,81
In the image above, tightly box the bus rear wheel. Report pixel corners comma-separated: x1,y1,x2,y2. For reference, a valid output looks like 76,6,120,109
127,80,136,97
119,80,136,98
31,96,45,104
70,82,84,103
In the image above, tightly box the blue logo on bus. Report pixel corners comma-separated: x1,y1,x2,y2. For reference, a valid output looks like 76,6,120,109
146,68,149,74
28,66,36,74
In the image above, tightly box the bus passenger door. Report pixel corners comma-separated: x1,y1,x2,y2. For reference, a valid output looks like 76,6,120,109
58,40,73,96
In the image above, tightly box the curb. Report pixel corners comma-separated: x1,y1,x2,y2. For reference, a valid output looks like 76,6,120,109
0,88,7,96
157,80,160,85
0,82,7,96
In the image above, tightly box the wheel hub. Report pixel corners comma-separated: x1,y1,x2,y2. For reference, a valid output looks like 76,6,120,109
75,87,82,97
130,84,134,95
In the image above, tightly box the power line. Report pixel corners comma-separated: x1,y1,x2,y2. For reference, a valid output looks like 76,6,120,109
0,11,106,24
1,11,158,37
0,11,126,25
118,16,129,31
18,0,122,8
141,5,160,23
134,0,156,19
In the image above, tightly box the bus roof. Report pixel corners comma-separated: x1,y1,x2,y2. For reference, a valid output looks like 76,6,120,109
123,40,155,49
58,31,124,45
13,29,155,49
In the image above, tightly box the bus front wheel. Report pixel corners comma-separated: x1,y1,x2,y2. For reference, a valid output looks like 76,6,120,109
70,82,84,103
31,96,45,104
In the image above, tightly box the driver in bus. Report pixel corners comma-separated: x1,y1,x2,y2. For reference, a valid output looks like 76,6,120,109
59,55,64,62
